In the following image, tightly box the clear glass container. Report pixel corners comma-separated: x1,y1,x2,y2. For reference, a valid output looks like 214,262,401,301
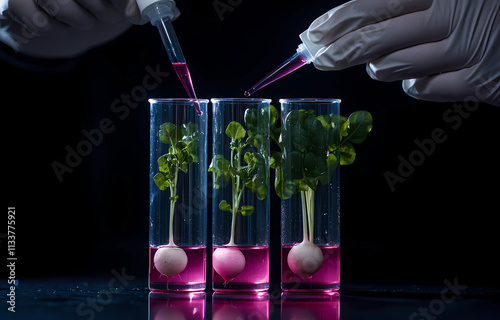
279,98,341,292
149,98,208,291
210,98,271,292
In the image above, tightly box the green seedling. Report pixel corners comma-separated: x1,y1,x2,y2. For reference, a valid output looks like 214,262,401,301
271,109,373,278
209,105,276,283
153,122,200,277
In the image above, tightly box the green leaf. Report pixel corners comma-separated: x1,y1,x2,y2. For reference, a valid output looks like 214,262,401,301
245,171,268,200
153,173,169,191
219,200,232,212
319,153,339,185
157,155,170,173
179,162,188,173
326,153,338,167
284,151,304,179
270,151,282,169
243,152,254,166
317,114,332,130
346,111,373,144
226,121,246,140
340,142,356,165
268,104,278,127
304,152,324,174
169,195,179,202
159,123,182,145
273,109,372,198
308,118,326,148
244,108,259,132
240,205,254,216
181,123,199,140
271,126,281,148
209,155,232,189
255,185,268,201
295,179,312,192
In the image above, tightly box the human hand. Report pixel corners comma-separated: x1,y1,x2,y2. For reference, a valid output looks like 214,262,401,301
307,0,500,106
1,0,179,58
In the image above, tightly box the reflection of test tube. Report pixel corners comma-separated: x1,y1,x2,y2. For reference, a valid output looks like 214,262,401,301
244,30,324,97
212,292,269,320
138,0,203,115
149,292,206,320
281,292,340,320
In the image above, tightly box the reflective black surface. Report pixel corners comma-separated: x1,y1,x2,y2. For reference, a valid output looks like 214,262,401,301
2,278,499,320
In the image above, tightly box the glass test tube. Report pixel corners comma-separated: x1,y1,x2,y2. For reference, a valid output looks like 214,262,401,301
149,98,208,291
279,98,341,292
210,98,271,292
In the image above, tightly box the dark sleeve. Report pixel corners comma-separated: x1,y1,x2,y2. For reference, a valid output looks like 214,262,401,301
0,41,83,73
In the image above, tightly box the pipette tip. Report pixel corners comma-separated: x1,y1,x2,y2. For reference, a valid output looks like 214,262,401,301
243,90,252,97
193,99,203,116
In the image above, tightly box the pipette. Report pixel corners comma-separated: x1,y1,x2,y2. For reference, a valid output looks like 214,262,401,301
138,0,203,115
244,31,323,97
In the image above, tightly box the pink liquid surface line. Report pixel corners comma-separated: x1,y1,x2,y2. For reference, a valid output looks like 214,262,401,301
244,52,308,97
171,62,203,116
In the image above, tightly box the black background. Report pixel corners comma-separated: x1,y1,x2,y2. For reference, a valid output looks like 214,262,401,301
3,0,500,291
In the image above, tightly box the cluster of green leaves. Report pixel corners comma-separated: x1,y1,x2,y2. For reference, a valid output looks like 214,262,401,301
153,122,200,202
271,110,373,199
209,106,277,217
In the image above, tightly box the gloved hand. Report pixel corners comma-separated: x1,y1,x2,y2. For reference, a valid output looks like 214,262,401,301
0,0,180,58
307,0,500,106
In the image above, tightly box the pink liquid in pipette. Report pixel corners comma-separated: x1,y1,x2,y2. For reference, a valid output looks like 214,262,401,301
172,62,203,115
244,52,308,97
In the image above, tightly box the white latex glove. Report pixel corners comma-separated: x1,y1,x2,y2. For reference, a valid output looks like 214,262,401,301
0,0,180,58
307,0,500,106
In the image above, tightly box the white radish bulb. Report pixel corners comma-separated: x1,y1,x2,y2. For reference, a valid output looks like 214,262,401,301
213,247,246,283
154,247,188,278
287,241,324,279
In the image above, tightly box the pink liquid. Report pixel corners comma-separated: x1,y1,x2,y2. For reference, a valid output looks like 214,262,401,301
171,62,202,116
244,52,308,96
281,245,340,292
149,246,206,291
212,293,269,319
212,246,269,292
149,293,206,320
281,293,340,320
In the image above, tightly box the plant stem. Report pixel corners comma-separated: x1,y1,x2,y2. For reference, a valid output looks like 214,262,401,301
300,191,308,242
168,186,176,246
168,153,179,247
228,143,243,246
300,188,315,243
307,189,314,242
